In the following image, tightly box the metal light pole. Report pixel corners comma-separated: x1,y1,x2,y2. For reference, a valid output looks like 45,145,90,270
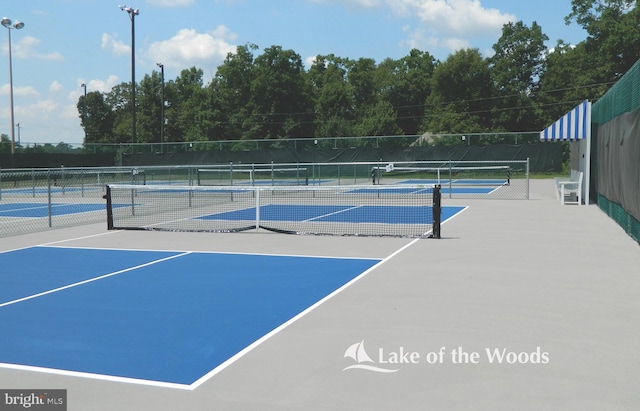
80,83,87,141
120,5,139,151
156,62,164,153
1,17,24,159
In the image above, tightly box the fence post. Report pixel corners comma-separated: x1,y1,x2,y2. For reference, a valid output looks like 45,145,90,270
47,170,52,228
526,158,530,200
448,160,453,199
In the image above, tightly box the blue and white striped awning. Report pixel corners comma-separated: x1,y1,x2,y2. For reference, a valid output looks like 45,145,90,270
540,100,591,141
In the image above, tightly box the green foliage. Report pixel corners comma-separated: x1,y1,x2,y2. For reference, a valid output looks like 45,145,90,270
377,49,437,135
19,142,81,153
73,2,639,149
0,134,12,153
567,0,639,80
421,49,494,134
490,21,548,131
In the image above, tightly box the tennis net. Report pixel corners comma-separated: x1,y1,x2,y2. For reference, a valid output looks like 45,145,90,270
197,166,309,186
104,184,442,238
374,164,511,186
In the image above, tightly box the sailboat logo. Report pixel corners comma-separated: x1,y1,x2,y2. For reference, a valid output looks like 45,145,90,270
343,340,399,373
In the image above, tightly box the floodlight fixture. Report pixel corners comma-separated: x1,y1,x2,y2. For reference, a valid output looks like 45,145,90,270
2,17,25,159
120,5,140,148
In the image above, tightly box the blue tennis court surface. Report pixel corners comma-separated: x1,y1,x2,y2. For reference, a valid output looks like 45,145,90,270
397,179,506,193
0,187,90,195
198,204,464,224
351,186,496,194
0,202,127,218
0,246,380,387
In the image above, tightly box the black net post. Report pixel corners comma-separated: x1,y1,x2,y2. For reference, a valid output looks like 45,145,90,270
103,185,114,230
432,184,441,239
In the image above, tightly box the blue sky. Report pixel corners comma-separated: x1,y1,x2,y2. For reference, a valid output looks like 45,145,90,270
1,0,587,146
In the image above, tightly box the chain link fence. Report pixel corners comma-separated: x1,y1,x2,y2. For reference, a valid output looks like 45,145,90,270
1,160,529,237
0,168,144,237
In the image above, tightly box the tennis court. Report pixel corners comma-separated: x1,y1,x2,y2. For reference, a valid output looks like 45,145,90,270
0,179,638,410
199,204,462,225
0,194,464,391
0,246,382,388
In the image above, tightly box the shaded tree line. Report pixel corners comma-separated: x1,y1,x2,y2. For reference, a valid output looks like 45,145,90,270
76,0,639,149
0,134,81,154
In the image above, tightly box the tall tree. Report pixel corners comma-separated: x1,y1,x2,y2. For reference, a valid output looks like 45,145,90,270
247,45,313,139
105,83,135,145
421,49,494,136
489,21,548,132
566,0,639,80
538,41,602,124
377,49,437,135
307,54,354,137
352,100,402,138
0,134,11,153
171,67,210,142
348,58,377,109
348,57,402,139
78,91,115,145
136,72,163,145
210,43,257,140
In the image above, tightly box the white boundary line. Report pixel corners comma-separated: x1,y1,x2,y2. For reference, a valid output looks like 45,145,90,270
0,239,418,391
0,363,192,390
0,229,123,255
303,205,363,222
188,237,420,390
37,244,381,262
0,252,191,309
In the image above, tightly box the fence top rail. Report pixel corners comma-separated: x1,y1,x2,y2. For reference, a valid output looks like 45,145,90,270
106,183,439,193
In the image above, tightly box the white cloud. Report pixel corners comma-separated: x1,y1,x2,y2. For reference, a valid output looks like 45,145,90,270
87,75,121,93
145,26,237,70
101,33,130,56
66,76,117,103
49,81,63,93
11,97,83,144
61,101,82,121
0,83,39,98
305,55,317,68
401,24,471,52
391,0,515,55
13,100,58,135
311,0,516,55
25,99,58,114
9,36,63,61
408,0,515,36
69,76,121,102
